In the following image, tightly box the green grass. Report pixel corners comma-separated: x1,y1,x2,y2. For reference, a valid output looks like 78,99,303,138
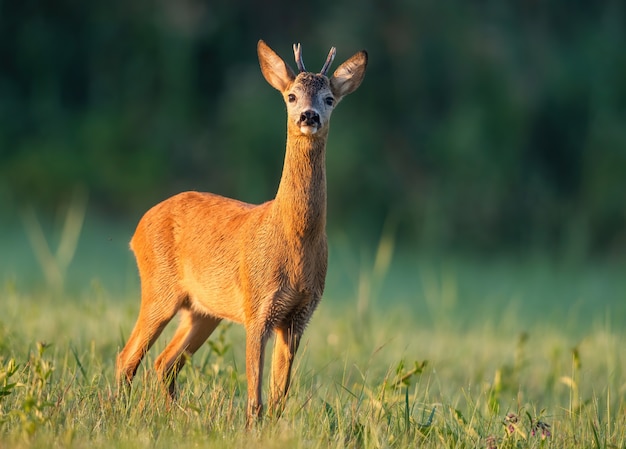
0,220,625,448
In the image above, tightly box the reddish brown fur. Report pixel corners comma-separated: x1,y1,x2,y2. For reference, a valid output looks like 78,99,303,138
116,40,367,425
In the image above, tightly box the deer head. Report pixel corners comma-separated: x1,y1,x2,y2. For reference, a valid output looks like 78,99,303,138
257,40,368,137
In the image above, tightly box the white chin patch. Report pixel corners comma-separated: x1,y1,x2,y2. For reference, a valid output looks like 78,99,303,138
300,125,318,135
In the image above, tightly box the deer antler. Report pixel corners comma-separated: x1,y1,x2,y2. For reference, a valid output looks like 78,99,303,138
320,47,336,76
293,43,306,72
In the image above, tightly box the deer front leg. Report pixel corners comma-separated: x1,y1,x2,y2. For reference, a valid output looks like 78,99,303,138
269,325,301,419
245,327,268,426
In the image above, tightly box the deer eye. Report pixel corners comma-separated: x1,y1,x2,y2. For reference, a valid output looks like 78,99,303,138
325,97,334,106
287,94,296,103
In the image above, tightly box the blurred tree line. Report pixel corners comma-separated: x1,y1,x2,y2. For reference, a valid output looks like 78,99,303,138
1,0,625,255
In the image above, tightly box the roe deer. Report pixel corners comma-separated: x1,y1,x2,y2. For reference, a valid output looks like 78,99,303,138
116,40,367,425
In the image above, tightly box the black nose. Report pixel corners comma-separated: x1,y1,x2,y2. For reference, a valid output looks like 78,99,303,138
299,110,320,126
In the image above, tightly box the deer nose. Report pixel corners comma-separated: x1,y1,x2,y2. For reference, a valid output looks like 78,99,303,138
299,110,320,126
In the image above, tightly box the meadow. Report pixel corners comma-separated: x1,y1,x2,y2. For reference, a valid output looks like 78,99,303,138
0,216,625,448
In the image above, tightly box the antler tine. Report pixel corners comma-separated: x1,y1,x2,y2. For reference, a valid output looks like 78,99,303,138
293,43,306,73
320,47,336,76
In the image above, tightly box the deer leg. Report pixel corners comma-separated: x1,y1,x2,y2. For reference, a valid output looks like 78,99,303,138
269,325,301,418
245,325,269,426
154,309,222,397
116,288,181,390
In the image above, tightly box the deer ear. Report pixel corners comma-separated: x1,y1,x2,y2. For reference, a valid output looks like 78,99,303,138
330,50,368,99
258,40,296,92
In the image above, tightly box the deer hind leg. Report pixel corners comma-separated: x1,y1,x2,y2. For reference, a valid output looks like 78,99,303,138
154,308,222,398
116,286,182,391
268,325,301,419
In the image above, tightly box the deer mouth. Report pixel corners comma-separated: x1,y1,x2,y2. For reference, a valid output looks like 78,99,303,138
299,123,320,135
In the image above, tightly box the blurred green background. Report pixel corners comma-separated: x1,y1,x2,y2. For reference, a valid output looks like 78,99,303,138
1,1,625,290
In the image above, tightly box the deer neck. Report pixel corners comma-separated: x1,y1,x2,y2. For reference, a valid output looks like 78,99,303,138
274,133,327,241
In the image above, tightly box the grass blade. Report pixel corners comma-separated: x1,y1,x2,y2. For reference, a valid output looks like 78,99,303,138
69,344,87,381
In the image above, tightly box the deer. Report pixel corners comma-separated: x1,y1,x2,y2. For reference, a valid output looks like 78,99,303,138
115,39,367,425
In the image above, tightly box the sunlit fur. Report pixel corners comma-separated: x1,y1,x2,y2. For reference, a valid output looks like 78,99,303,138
115,40,367,426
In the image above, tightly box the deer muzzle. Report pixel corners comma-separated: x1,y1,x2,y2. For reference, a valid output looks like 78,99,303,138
298,110,321,134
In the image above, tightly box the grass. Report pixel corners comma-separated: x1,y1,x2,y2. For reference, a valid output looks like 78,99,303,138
0,217,625,448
